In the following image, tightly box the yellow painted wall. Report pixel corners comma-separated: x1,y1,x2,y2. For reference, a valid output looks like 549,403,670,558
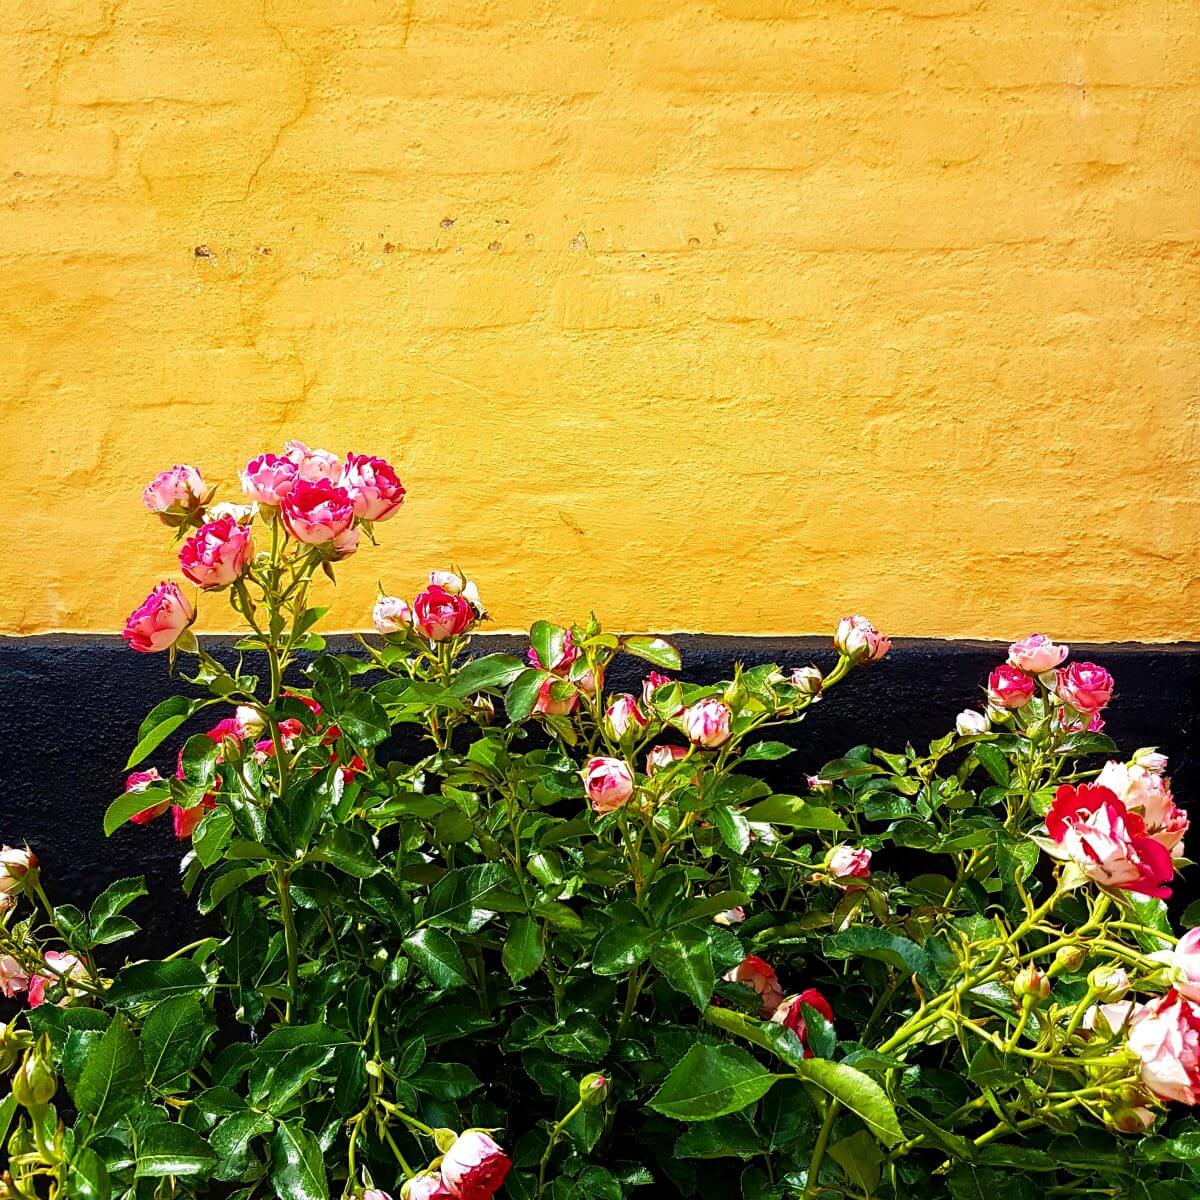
1,0,1197,640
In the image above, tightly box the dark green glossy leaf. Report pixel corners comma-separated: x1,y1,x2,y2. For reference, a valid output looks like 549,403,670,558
270,1120,328,1200
74,1015,144,1136
743,795,847,831
649,1043,779,1121
108,959,208,1008
126,696,211,770
404,927,472,989
622,636,681,670
502,916,544,983
135,1122,219,1176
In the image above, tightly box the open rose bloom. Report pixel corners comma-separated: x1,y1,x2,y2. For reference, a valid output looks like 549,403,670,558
122,581,194,653
723,955,784,1018
438,1130,512,1200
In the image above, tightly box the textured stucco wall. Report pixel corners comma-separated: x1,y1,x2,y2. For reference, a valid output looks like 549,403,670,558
1,0,1197,639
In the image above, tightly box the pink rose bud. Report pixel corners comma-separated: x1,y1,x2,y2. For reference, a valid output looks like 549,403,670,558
533,677,578,717
438,1130,512,1200
413,585,476,641
429,569,466,593
645,744,688,775
1014,964,1050,1003
1095,761,1188,856
807,773,832,793
604,694,647,740
771,987,834,1057
1007,633,1069,674
0,846,37,894
1133,748,1169,775
1089,965,1131,1001
179,516,254,589
583,757,635,814
401,1177,453,1200
124,768,169,825
373,595,413,634
329,527,360,560
280,479,356,545
641,671,677,708
681,699,732,748
724,955,783,1018
240,453,298,505
986,664,1036,709
1055,662,1114,713
285,440,342,482
0,954,29,999
834,615,891,664
234,706,265,739
1110,1103,1156,1134
713,906,746,926
789,666,823,695
364,1191,395,1200
342,454,406,522
206,501,257,525
461,579,486,618
142,465,207,522
956,709,990,736
1128,992,1200,1105
827,844,872,884
122,581,195,654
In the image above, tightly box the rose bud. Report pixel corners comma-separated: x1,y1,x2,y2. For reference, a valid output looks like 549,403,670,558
240,452,298,506
13,1054,56,1109
1007,633,1069,674
986,663,1036,709
641,671,679,710
328,527,359,560
122,581,195,653
834,615,891,664
1109,1102,1156,1134
1127,992,1200,1105
207,501,257,525
771,988,834,1057
789,666,823,695
583,757,635,814
645,744,688,775
0,847,36,889
604,694,647,740
579,1072,609,1106
124,769,168,825
401,1178,453,1200
429,569,467,595
807,773,832,794
1053,943,1087,973
533,677,578,716
0,955,29,999
956,709,990,736
179,515,254,590
461,579,486,618
280,479,355,545
142,464,208,524
723,955,783,1018
827,844,872,886
1133,748,1169,775
1014,964,1051,1004
373,595,413,634
234,706,265,739
1055,662,1115,713
413,585,475,641
1089,966,1131,1001
681,699,732,748
438,1130,512,1200
342,454,406,522
284,440,342,482
713,906,746,926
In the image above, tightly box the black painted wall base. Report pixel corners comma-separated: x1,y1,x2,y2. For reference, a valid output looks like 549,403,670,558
2,634,1197,955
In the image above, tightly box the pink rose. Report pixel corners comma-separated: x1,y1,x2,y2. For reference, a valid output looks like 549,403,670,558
1055,662,1114,713
363,1191,394,1200
723,955,783,1018
179,516,254,589
828,844,872,884
1128,991,1200,1105
533,677,578,717
240,453,298,505
789,666,823,695
0,846,36,893
1134,749,1169,775
122,582,194,653
1044,784,1174,899
645,744,689,775
604,694,647,740
373,595,413,633
681,699,732,748
330,527,360,560
834,615,890,664
956,709,990,736
1008,633,1069,674
1158,928,1200,1004
142,465,207,522
438,1130,512,1200
642,671,678,709
583,757,635,814
713,906,746,926
771,987,834,1057
27,951,86,1008
1096,761,1188,856
987,664,1036,709
0,954,29,999
285,440,342,482
402,1176,454,1200
342,454,405,522
125,768,168,825
280,479,355,545
172,798,215,840
413,585,475,641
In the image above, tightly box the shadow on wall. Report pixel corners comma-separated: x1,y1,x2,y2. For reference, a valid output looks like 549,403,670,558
1,635,1197,957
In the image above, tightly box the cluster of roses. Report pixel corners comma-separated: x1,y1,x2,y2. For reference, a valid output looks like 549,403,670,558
121,694,363,841
980,632,1114,731
125,441,405,653
581,614,890,816
0,849,87,1007
721,954,835,1058
361,1129,511,1200
373,570,486,643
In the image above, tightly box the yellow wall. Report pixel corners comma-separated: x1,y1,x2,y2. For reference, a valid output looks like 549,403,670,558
2,0,1197,640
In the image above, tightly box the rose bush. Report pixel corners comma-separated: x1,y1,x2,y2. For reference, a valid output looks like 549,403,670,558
1,453,1199,1200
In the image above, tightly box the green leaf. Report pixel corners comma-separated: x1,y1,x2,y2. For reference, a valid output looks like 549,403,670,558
135,1122,219,1177
270,1120,328,1200
829,1130,882,1194
530,620,567,669
741,741,795,762
108,959,208,1008
675,1115,763,1159
947,1165,1039,1200
712,806,751,855
450,653,527,696
974,742,1010,786
142,994,212,1091
503,917,544,983
126,696,211,770
505,669,549,722
315,827,380,878
87,875,147,945
824,927,932,981
409,1062,481,1100
193,807,235,867
198,864,270,914
424,863,517,932
743,795,847,831
592,917,656,975
66,1146,111,1200
212,1109,275,1170
74,1015,144,1137
622,635,681,670
652,929,715,1009
104,784,170,836
702,1005,808,1070
650,1043,779,1121
338,694,390,748
794,1059,903,1147
403,928,472,989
